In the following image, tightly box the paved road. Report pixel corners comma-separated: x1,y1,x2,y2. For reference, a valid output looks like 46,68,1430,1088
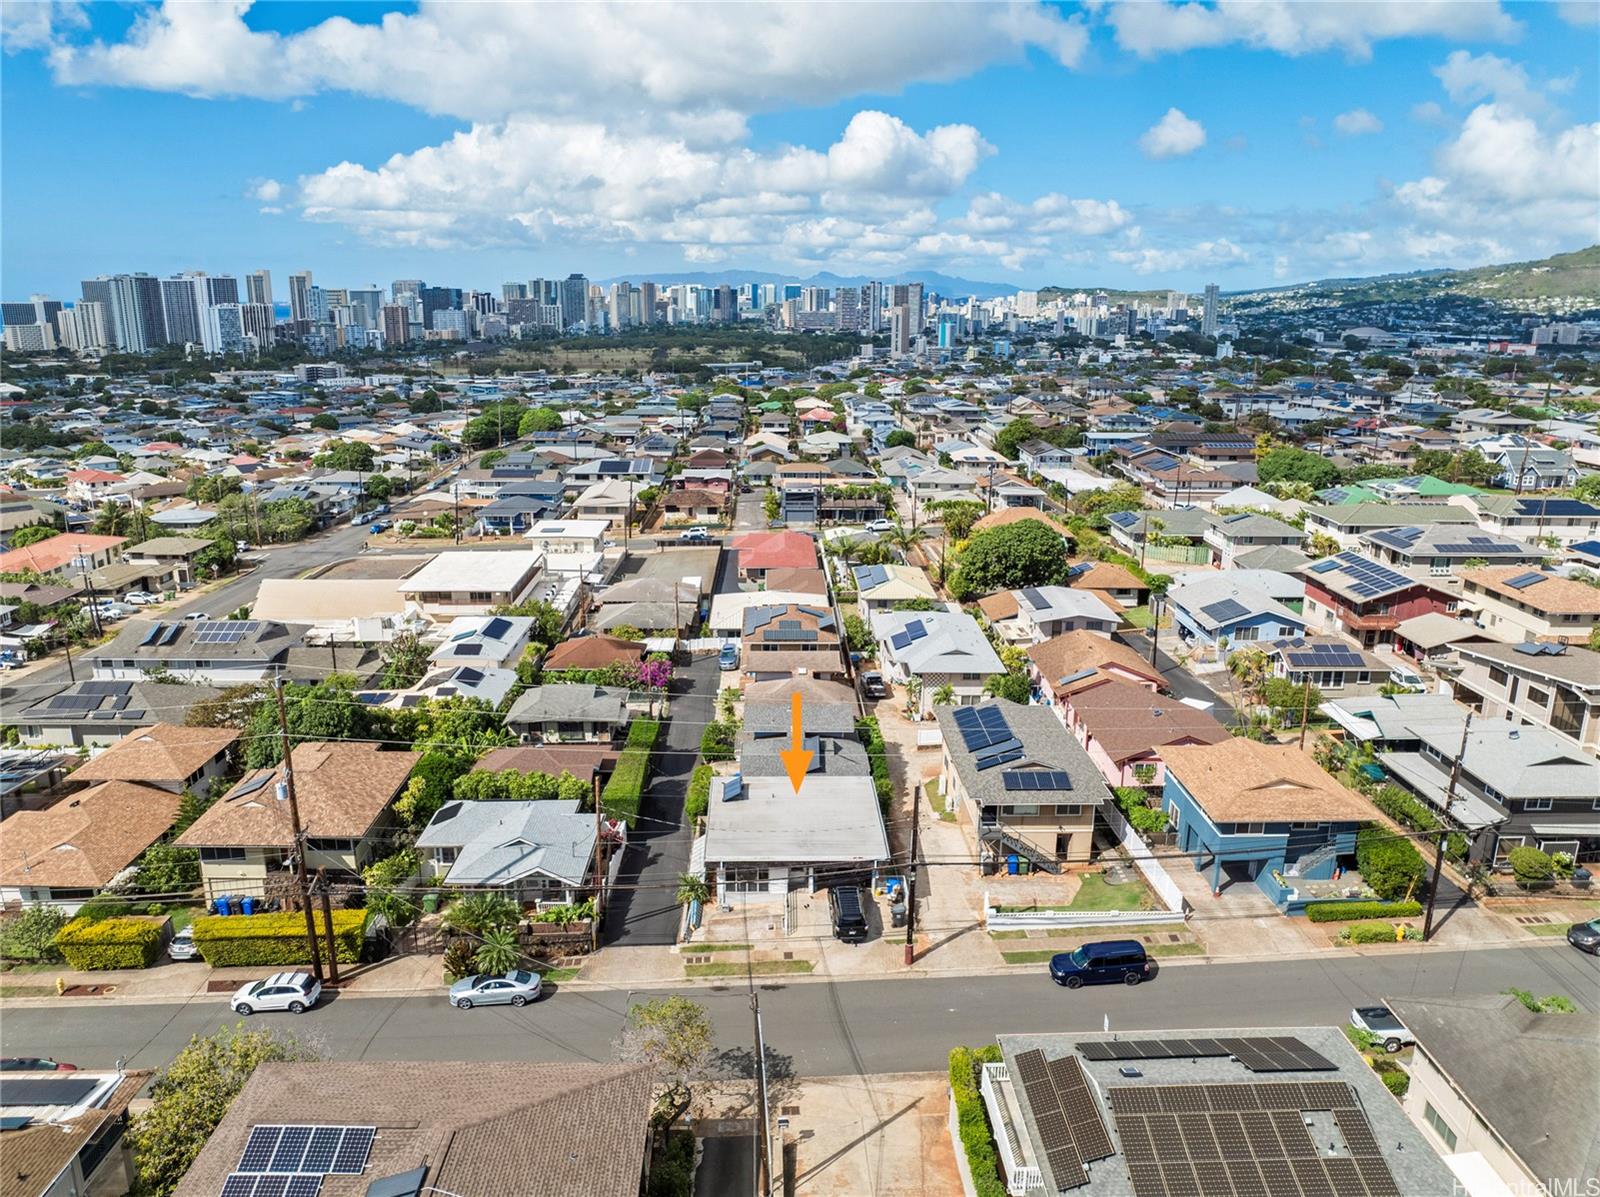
4,944,1592,1079
603,653,719,946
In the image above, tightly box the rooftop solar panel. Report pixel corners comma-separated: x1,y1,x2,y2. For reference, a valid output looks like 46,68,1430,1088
238,1126,283,1172
1201,598,1250,624
1504,571,1546,589
330,1126,375,1174
221,1176,257,1197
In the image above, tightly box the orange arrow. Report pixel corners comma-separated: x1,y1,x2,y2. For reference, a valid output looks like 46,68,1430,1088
779,690,813,793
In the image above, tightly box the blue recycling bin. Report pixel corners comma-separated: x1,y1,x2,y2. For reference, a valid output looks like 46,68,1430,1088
1007,854,1020,875
216,895,232,916
241,896,256,916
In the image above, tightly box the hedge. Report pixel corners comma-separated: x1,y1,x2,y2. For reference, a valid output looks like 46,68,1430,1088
686,765,712,822
1306,899,1423,923
1343,922,1413,944
1507,845,1554,889
1355,826,1425,902
55,916,165,970
601,718,660,829
191,910,364,967
949,1046,1008,1197
857,717,893,815
699,719,735,762
1369,783,1467,861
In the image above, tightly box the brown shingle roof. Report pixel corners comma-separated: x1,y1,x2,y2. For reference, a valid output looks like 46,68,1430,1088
1,1070,150,1197
543,634,644,671
1027,630,1162,697
1161,739,1377,822
1070,680,1230,764
474,744,621,778
170,1062,654,1197
176,743,418,848
1464,567,1600,615
1067,559,1146,593
970,508,1073,538
0,782,181,889
977,591,1020,621
68,723,238,786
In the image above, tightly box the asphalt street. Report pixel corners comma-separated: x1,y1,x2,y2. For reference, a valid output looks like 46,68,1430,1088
3,944,1592,1080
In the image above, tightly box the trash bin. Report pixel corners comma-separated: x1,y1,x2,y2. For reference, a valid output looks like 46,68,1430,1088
890,901,908,928
215,895,232,916
1019,857,1031,875
240,896,256,916
1573,868,1592,890
422,892,441,914
1007,854,1020,875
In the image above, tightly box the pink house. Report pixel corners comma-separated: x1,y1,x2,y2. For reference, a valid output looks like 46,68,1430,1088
1025,629,1163,714
1063,679,1230,789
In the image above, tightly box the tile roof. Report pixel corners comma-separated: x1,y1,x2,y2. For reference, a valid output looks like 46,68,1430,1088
1162,739,1377,822
728,529,818,571
0,781,181,888
170,1061,654,1197
68,723,238,785
176,743,419,847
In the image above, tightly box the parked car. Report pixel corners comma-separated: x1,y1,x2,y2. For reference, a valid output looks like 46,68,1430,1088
183,611,209,621
235,540,251,553
124,591,161,605
1350,1005,1414,1053
1049,940,1151,988
0,1057,78,1071
230,971,322,1016
859,671,890,700
168,926,200,962
829,885,870,943
1566,917,1600,955
718,643,740,671
92,602,133,620
680,526,710,542
865,518,896,534
369,521,391,534
449,969,543,1009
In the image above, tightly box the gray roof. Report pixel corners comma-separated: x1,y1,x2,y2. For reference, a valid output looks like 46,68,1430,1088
743,699,857,738
1231,544,1311,572
416,799,595,886
934,698,1110,809
703,774,888,864
96,617,299,663
1456,640,1600,690
1165,573,1303,631
1208,511,1303,539
872,608,1004,675
1014,585,1119,624
504,683,629,724
1412,719,1600,799
739,735,869,778
7,678,223,728
1386,995,1600,1190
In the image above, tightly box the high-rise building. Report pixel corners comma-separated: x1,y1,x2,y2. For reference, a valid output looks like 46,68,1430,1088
1201,283,1220,336
288,271,313,324
56,301,109,352
160,276,203,345
639,281,658,325
3,323,55,352
862,282,885,333
889,305,912,355
836,287,860,332
559,274,589,330
801,286,830,313
502,282,528,304
202,303,245,355
81,274,158,352
348,287,385,330
245,270,273,308
381,303,412,347
240,302,276,347
714,284,737,324
607,281,632,330
418,286,460,330
431,308,470,338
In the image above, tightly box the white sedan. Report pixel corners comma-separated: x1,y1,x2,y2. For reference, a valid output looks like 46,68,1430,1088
230,971,322,1016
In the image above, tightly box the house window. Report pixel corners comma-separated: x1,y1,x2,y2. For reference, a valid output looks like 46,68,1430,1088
1054,804,1082,817
725,867,770,893
467,591,493,603
1233,626,1259,642
1422,1103,1458,1152
308,837,357,852
1523,798,1553,812
1230,823,1267,835
1290,822,1324,830
1551,688,1586,737
1005,804,1040,817
1487,665,1508,687
1525,686,1550,709
198,846,246,862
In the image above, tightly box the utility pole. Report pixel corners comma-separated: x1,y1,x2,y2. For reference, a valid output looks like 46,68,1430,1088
273,676,325,983
315,867,341,985
1148,595,1162,669
751,991,771,1197
453,482,461,545
904,782,922,967
1423,713,1472,942
591,773,604,953
1297,675,1312,750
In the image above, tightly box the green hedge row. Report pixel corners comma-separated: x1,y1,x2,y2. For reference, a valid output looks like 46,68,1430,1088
55,916,165,970
1343,922,1415,944
191,910,365,966
949,1046,1008,1197
857,717,893,815
1305,899,1423,923
1368,784,1467,861
686,764,713,823
602,718,660,828
1355,826,1426,902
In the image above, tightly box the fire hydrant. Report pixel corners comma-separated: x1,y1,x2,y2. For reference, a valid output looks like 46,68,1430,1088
1394,923,1405,943
55,976,66,996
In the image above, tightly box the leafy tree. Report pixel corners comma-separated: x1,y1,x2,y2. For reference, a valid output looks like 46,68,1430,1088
619,995,715,1115
1263,677,1321,728
1073,483,1143,524
473,927,522,974
1571,474,1600,504
392,695,513,756
931,499,984,542
984,671,1031,703
241,677,390,769
1258,446,1340,490
675,873,710,907
6,524,55,548
183,683,270,730
0,905,68,962
843,613,875,657
193,536,236,578
380,629,431,688
136,842,200,893
884,429,916,449
948,520,1071,599
517,406,564,436
309,413,339,431
313,440,376,472
446,892,521,934
408,389,443,415
491,598,565,647
364,474,393,501
129,1026,321,1197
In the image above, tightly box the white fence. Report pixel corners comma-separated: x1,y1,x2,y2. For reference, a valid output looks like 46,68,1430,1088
682,636,739,653
985,903,1186,931
1103,804,1187,913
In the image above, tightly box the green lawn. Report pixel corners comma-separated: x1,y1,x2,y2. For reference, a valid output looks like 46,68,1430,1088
0,980,56,998
926,778,956,823
995,875,1150,915
685,959,814,978
689,942,753,952
537,966,581,983
1123,605,1153,628
1000,949,1064,965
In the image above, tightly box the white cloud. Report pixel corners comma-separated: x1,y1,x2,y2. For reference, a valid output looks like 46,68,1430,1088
1333,108,1383,136
249,178,282,203
1139,108,1207,158
1556,1,1599,25
1433,50,1545,113
1410,100,1448,125
0,0,85,53
1105,0,1520,60
1108,238,1247,275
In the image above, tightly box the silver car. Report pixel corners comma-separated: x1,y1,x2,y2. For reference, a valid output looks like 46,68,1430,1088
448,969,543,1009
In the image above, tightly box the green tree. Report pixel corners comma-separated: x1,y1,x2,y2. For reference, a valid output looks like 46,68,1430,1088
129,1026,321,1197
136,842,200,893
675,873,710,907
948,520,1071,599
309,413,339,431
193,535,237,578
6,524,55,548
931,499,984,542
843,613,875,657
0,905,68,962
884,429,916,449
380,629,431,688
517,406,565,436
984,671,1031,703
619,995,715,1114
364,474,393,501
1258,446,1340,490
240,677,390,769
472,927,522,975
313,440,376,472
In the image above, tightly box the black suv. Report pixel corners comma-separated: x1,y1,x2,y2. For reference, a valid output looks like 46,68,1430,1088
829,886,870,943
1049,940,1150,988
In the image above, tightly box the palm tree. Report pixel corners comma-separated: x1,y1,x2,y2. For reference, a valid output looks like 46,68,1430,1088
472,926,521,975
881,522,927,563
675,873,710,907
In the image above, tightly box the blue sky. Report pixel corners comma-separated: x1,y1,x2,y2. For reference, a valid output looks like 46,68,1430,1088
2,1,1596,298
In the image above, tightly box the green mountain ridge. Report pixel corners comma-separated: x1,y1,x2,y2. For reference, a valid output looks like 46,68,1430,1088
1231,245,1600,305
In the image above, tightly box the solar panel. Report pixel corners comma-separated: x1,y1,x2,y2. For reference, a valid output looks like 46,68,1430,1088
1002,770,1074,792
253,1176,290,1197
1308,559,1339,573
141,623,167,646
1201,598,1250,624
238,1126,283,1172
1504,571,1545,589
221,1175,257,1197
974,744,1023,771
905,619,927,641
890,632,911,651
482,616,512,639
80,680,131,696
1021,586,1048,609
330,1127,375,1174
300,1127,344,1174
283,1178,322,1197
269,1126,312,1171
160,624,183,646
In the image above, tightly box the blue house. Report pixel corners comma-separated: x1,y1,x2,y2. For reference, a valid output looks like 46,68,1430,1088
1166,574,1306,652
1161,739,1377,913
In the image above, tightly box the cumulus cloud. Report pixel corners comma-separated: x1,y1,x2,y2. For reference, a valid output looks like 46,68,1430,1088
0,0,85,52
1333,108,1383,136
1105,0,1520,60
1556,1,1599,25
1410,100,1448,125
1109,238,1247,275
1139,108,1207,158
249,178,282,203
1433,50,1548,114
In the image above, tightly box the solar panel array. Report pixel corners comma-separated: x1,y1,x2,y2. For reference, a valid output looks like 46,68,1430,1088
194,621,260,644
854,564,889,590
1200,598,1250,624
1021,586,1049,609
1432,536,1519,555
1320,554,1412,599
1013,1049,1115,1191
220,1176,321,1197
766,628,819,642
1282,642,1366,670
228,1124,375,1197
1075,1037,1335,1072
951,705,1024,771
1108,1081,1401,1197
1002,770,1074,792
1512,641,1567,656
1503,571,1546,590
1366,526,1423,549
889,618,929,652
1515,498,1597,517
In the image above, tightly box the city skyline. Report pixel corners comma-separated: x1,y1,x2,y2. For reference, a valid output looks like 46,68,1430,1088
2,1,1597,298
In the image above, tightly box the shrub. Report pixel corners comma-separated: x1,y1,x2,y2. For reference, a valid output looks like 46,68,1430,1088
699,719,735,762
646,1129,695,1197
857,717,893,815
603,719,659,828
686,765,713,822
1507,845,1555,889
1341,923,1413,944
1113,786,1168,838
191,910,364,966
1380,1069,1410,1098
948,1046,1008,1197
362,848,419,890
1355,827,1425,902
55,916,165,970
443,939,475,981
445,892,521,934
0,906,69,962
1305,899,1423,923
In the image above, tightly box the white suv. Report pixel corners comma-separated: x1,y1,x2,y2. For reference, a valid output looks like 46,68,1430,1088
230,971,322,1016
